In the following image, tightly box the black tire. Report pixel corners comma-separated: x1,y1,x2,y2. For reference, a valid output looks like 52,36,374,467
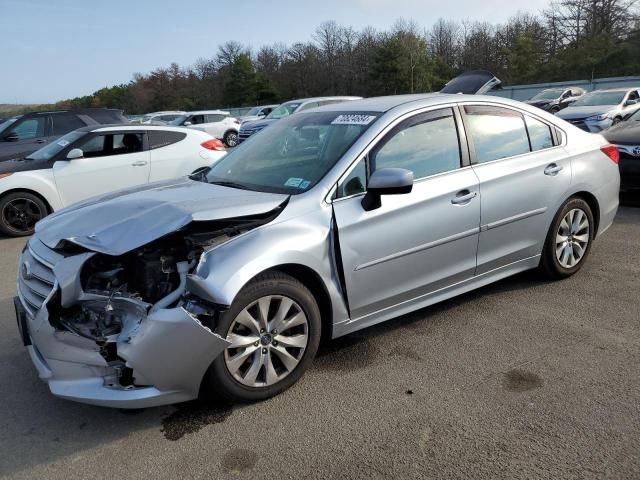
203,272,321,403
223,130,239,148
612,116,622,125
539,197,594,279
0,191,48,237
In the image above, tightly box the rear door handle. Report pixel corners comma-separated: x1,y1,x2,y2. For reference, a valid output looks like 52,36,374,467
131,161,148,167
544,163,563,176
451,189,478,205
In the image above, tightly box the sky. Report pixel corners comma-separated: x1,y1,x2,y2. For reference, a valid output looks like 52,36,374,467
1,0,551,104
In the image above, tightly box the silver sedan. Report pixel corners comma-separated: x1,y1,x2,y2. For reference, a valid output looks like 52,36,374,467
15,94,620,407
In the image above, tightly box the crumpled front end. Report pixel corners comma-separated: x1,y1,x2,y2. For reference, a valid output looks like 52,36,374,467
15,236,232,408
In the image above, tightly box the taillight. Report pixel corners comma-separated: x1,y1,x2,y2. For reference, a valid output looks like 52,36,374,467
201,139,225,151
600,144,619,164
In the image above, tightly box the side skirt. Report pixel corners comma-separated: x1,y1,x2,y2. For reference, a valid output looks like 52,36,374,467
332,254,541,338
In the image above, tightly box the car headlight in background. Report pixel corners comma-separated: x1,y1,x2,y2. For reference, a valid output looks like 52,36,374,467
586,114,609,122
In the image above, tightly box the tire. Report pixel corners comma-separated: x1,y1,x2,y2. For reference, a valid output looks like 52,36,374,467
612,117,622,125
203,272,321,403
223,130,239,148
0,191,48,237
539,197,594,279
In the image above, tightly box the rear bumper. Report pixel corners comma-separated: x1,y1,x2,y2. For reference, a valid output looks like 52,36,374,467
619,154,640,191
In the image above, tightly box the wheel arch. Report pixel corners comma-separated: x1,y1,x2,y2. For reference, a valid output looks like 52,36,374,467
571,191,600,237
248,263,334,344
0,188,54,214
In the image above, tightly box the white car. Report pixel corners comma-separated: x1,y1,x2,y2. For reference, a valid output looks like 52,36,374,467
0,125,226,237
170,111,241,147
140,111,187,124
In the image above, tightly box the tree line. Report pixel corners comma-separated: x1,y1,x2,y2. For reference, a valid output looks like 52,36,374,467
8,0,640,116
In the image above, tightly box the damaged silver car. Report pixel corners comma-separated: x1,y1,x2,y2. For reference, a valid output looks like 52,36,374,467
15,93,619,408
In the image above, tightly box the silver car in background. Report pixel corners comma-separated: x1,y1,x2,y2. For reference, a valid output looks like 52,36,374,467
15,94,619,408
556,88,640,132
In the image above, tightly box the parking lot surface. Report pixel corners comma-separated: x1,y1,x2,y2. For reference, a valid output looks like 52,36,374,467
1,201,639,480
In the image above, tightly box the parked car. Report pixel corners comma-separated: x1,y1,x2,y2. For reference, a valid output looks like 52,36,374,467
14,93,619,408
141,111,186,124
224,107,253,118
0,125,226,236
555,88,640,132
171,110,241,147
239,105,279,123
603,108,640,191
0,109,128,163
524,87,586,112
237,97,362,143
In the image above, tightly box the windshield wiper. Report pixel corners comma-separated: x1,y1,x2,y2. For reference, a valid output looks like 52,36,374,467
209,180,252,191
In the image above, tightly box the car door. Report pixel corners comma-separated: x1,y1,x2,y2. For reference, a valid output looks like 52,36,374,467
461,104,571,274
332,107,481,319
0,115,49,161
53,131,150,206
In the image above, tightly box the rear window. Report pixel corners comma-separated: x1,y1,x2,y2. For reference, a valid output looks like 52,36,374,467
148,130,187,149
52,114,85,135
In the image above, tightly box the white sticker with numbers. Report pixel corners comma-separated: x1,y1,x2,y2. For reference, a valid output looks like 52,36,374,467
331,114,376,126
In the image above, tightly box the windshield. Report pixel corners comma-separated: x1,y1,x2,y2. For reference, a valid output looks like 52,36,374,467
170,115,189,125
571,91,626,107
206,111,380,194
26,130,86,161
267,103,301,120
531,89,565,101
0,117,17,135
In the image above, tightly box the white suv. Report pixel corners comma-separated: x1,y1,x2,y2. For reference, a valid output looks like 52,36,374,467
171,111,241,147
0,125,226,236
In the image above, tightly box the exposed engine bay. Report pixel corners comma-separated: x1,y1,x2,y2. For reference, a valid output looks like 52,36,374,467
44,214,280,390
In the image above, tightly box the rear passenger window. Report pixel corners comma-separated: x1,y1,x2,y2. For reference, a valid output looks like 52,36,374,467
206,114,226,123
372,108,461,179
464,106,530,163
148,130,187,149
525,116,554,151
52,115,85,135
77,133,144,158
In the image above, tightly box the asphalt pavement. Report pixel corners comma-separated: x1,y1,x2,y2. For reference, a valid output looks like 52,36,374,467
0,199,639,479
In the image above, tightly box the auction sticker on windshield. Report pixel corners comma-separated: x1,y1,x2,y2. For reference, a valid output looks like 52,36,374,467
285,177,305,187
57,140,70,147
331,114,377,125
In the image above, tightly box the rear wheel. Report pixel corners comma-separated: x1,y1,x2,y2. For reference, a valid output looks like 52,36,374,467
223,130,239,148
0,192,48,237
203,272,321,403
539,197,594,279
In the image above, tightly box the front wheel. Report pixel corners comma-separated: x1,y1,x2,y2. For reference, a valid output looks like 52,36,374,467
539,197,594,279
0,192,48,237
223,130,239,148
203,272,321,403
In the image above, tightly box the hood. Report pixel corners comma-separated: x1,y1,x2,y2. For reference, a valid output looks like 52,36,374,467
35,178,289,256
525,100,552,107
240,118,277,131
556,105,615,120
603,121,640,145
0,156,51,172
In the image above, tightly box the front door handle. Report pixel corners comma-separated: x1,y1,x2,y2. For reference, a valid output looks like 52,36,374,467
131,161,148,167
544,163,563,176
451,189,478,205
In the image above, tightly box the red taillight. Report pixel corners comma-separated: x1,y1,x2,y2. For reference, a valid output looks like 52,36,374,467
600,144,619,164
201,139,225,151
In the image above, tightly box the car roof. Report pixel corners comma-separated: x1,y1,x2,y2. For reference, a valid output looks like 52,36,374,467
586,88,638,93
19,108,123,118
187,110,231,115
282,96,362,105
78,124,195,134
146,111,186,115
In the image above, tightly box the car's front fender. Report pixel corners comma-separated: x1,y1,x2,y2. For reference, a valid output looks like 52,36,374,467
187,208,350,328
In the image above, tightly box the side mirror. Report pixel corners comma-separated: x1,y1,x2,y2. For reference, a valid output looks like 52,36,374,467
361,167,413,211
184,121,192,126
625,99,637,106
257,113,266,119
66,148,84,160
4,132,19,142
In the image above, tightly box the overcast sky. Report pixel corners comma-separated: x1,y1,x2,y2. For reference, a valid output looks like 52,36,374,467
1,0,550,104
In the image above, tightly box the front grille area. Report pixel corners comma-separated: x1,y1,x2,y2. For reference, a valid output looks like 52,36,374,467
569,118,588,131
238,125,266,143
17,239,62,316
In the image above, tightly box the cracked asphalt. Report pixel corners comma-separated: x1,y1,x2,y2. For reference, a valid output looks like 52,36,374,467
1,198,639,479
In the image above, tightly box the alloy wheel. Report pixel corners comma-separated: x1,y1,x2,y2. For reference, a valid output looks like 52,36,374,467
1,198,44,234
224,295,309,387
555,208,590,269
226,132,238,147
